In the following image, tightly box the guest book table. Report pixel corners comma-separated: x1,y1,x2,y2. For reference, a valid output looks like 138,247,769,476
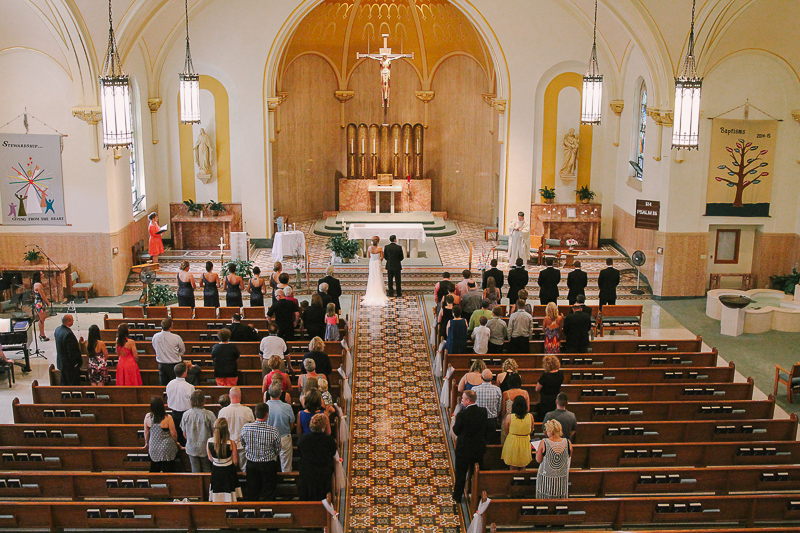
531,203,602,249
171,215,235,250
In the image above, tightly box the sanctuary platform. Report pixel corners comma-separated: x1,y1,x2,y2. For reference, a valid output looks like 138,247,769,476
313,211,457,237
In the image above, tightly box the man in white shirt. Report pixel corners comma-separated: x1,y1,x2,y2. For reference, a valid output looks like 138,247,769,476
259,323,289,377
266,381,296,472
471,316,491,355
152,318,185,385
218,386,255,470
165,362,194,445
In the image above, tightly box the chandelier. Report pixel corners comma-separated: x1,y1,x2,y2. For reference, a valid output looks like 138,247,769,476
672,0,702,149
179,0,201,124
581,0,602,125
99,0,132,148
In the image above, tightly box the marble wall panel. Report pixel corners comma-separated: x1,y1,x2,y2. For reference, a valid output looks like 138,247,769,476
169,203,243,232
660,233,709,297
339,179,431,213
752,231,800,288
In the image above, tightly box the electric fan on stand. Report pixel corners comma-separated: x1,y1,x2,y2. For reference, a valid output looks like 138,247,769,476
630,250,646,295
139,268,158,308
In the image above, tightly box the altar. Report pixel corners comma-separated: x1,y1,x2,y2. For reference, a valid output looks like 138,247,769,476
169,203,243,250
531,203,602,249
339,178,431,213
348,223,426,258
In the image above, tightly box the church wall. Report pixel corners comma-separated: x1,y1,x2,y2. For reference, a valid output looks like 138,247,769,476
344,59,424,129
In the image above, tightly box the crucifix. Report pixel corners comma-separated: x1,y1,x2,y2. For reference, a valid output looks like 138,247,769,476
218,237,226,269
357,34,413,116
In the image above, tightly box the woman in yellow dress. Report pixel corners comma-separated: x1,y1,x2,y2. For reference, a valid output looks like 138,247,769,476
501,395,534,469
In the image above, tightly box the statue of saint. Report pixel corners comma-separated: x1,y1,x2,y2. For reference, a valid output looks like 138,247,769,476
194,128,213,175
560,128,579,177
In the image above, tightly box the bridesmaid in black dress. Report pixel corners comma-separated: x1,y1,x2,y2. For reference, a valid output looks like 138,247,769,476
202,261,220,308
269,262,282,305
176,261,196,308
249,267,265,307
223,263,244,308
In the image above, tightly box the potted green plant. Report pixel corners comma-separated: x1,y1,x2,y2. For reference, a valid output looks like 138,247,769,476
183,199,203,216
539,186,556,204
325,235,361,263
23,249,42,263
223,259,254,279
207,200,226,216
770,267,800,295
576,185,596,204
141,284,176,306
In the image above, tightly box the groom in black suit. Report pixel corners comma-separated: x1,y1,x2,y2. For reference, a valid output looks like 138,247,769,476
383,235,404,297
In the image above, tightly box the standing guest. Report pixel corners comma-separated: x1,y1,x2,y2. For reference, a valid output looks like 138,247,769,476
268,289,300,341
566,260,588,305
32,273,50,342
507,258,529,306
262,356,292,396
451,390,489,504
318,378,335,411
458,359,486,393
181,390,216,473
543,392,578,440
445,305,468,355
482,277,501,310
574,294,592,316
460,281,483,318
474,369,502,443
516,289,534,315
383,235,404,297
317,266,342,312
240,403,281,501
218,387,255,471
152,318,185,385
535,419,572,499
456,269,473,297
266,382,296,472
302,294,326,340
536,355,564,420
249,267,265,308
434,272,456,308
212,328,240,387
500,372,530,439
115,324,142,386
176,260,196,308
147,212,164,265
468,299,493,333
270,262,283,305
438,294,455,343
223,263,245,308
207,418,240,502
275,273,291,302
598,257,621,309
165,362,194,445
297,359,320,397
317,283,335,310
223,314,259,342
562,299,593,354
537,257,561,306
143,396,179,472
471,316,490,355
486,307,508,354
55,314,82,386
297,390,330,435
502,396,534,469
218,394,231,408
496,358,519,393
85,324,110,386
324,303,340,341
482,259,504,299
297,413,337,500
508,300,534,354
302,336,332,377
202,261,221,308
542,302,564,354
259,324,288,377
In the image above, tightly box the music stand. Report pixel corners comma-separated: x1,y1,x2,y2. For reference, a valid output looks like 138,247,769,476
20,290,46,360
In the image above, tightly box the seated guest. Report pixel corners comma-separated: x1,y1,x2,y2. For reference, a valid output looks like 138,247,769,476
460,281,483,318
496,358,519,393
249,266,265,308
486,307,508,354
536,354,563,421
468,299,493,333
266,382,297,472
562,298,593,354
223,263,245,308
297,413,337,501
317,265,342,311
223,313,259,342
207,418,240,502
176,260,196,308
143,396,179,472
303,336,332,377
458,359,486,392
302,294,326,340
508,300,533,353
297,390,330,435
445,305,468,355
85,324,110,386
473,369,502,443
181,390,216,473
502,396,534,469
212,328,240,387
471,316,490,355
262,355,291,396
259,323,288,377
543,392,577,440
268,289,300,341
535,419,571,499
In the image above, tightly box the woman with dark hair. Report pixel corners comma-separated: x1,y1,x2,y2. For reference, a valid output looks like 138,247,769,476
86,324,110,386
223,263,244,308
212,328,240,387
115,324,141,386
177,260,196,308
438,293,455,343
249,266,265,307
297,413,337,501
297,389,330,435
202,261,220,308
536,355,564,420
482,276,500,310
147,212,164,264
302,294,326,340
207,418,240,501
502,395,534,469
270,262,283,305
143,396,179,472
445,305,468,355
32,272,50,342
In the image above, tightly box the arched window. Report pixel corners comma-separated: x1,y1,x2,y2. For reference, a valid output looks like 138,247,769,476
631,79,647,180
129,77,146,216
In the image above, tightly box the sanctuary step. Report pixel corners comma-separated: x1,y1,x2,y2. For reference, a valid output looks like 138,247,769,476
312,211,458,237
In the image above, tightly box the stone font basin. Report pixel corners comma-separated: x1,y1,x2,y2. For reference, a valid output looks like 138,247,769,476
719,295,753,309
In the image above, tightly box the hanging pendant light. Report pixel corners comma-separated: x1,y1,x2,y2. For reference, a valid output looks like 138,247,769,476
179,0,201,124
672,0,702,149
99,0,132,149
581,0,603,125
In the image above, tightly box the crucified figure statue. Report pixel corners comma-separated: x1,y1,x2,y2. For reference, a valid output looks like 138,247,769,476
357,34,413,110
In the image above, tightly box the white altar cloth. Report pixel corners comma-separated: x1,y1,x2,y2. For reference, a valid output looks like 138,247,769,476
347,223,426,243
271,230,306,261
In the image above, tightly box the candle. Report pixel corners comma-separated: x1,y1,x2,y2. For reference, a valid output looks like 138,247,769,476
350,138,353,153
361,138,365,153
394,139,398,154
416,138,419,153
373,139,376,153
405,138,409,153
220,237,223,244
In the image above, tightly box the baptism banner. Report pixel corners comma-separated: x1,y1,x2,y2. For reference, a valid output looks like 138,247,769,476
705,119,777,217
0,133,66,225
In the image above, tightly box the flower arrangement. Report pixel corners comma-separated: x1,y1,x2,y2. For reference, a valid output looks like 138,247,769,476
566,238,578,251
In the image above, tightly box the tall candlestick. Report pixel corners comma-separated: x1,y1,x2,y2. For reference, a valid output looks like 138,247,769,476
373,139,376,153
416,138,419,153
350,138,353,153
361,138,365,153
394,138,398,154
405,138,409,154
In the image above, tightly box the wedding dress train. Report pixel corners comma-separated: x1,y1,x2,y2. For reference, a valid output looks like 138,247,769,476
362,253,389,307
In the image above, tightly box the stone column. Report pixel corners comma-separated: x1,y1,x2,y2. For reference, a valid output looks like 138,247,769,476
492,99,507,144
147,97,162,145
71,107,102,162
334,90,354,128
266,93,288,143
646,108,673,162
415,90,435,128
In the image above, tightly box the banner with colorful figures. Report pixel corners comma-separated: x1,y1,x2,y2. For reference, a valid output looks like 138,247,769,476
0,134,66,225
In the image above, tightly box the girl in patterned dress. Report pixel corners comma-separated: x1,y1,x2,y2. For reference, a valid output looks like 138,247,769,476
86,325,110,386
542,302,563,354
535,419,572,499
144,397,179,472
324,303,340,341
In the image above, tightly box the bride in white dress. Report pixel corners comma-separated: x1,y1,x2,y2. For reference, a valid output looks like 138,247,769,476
362,236,389,307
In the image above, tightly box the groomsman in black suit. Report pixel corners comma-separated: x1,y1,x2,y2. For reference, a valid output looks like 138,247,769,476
566,260,588,305
383,235,404,297
506,258,529,305
598,258,621,309
482,258,504,299
451,390,489,503
537,257,561,305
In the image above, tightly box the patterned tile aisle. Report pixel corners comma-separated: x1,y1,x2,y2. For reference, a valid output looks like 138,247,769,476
347,296,462,533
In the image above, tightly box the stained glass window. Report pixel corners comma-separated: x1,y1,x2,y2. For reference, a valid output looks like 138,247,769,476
636,82,647,177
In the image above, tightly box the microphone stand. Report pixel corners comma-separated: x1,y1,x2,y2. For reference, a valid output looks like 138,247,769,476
34,244,61,312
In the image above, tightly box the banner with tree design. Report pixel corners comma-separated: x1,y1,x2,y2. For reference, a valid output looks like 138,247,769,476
705,119,777,217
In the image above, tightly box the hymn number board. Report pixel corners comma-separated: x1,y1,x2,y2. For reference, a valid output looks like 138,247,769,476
635,200,660,230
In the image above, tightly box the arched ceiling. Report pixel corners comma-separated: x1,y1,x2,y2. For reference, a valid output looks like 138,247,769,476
278,0,495,91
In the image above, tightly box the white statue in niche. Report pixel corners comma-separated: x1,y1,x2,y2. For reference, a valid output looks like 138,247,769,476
194,128,214,182
560,128,579,178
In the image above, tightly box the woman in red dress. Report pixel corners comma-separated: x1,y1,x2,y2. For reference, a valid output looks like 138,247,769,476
148,212,164,264
115,324,142,386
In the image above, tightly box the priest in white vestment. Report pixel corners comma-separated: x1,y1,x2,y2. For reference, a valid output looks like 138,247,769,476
508,211,530,264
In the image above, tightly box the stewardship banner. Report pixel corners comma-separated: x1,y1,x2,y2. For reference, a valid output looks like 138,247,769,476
0,133,66,226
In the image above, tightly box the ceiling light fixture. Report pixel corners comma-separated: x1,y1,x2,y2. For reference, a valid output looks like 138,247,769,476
179,0,201,124
672,0,702,149
581,0,603,125
99,0,132,148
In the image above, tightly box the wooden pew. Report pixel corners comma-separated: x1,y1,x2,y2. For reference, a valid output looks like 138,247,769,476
101,353,343,371
0,446,191,471
598,304,643,336
33,382,288,405
561,398,775,423
103,317,346,338
0,424,142,447
97,333,346,355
